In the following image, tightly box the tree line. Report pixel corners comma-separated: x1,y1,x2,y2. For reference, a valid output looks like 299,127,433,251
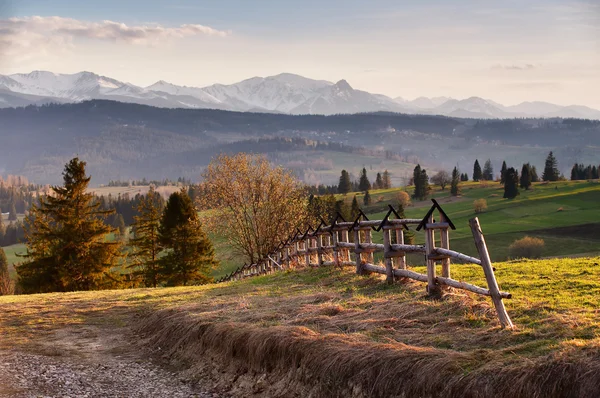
14,158,217,294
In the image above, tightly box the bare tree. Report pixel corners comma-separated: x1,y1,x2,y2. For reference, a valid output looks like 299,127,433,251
199,154,308,265
431,170,451,190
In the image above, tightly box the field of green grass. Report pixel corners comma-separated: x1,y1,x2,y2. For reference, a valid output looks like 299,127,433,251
344,180,600,263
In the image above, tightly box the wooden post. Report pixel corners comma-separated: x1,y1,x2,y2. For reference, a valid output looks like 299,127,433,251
354,228,363,274
341,230,350,262
364,229,374,264
395,228,406,270
317,234,324,266
469,217,514,329
425,214,440,296
332,230,339,266
439,214,451,278
383,227,394,284
305,237,311,267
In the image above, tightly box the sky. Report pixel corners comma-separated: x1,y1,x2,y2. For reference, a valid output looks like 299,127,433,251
0,0,599,107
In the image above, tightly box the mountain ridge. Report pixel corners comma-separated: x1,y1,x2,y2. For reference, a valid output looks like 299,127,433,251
1,70,599,119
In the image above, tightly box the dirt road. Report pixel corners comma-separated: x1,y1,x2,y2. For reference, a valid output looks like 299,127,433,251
0,292,221,398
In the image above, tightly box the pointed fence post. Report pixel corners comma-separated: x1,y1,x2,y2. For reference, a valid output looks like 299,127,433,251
425,213,440,296
354,227,363,274
396,227,406,269
469,217,514,329
383,226,394,284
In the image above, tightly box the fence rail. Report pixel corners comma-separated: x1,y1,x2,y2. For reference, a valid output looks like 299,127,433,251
216,199,514,328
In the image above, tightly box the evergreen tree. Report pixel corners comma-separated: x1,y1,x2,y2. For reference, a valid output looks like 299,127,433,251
382,170,392,189
351,195,360,219
114,214,127,240
483,159,494,181
17,158,121,293
8,203,17,221
542,151,559,181
363,190,371,206
450,167,460,196
374,173,383,190
460,173,469,182
420,169,430,199
0,247,10,295
503,167,520,199
358,167,371,192
500,161,507,185
473,159,482,182
570,163,579,181
530,165,539,182
412,164,430,201
130,186,163,287
412,164,422,199
334,199,351,221
0,213,4,244
159,190,216,286
520,164,532,190
338,170,352,194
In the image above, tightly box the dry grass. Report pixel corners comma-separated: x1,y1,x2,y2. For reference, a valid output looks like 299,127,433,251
2,258,600,397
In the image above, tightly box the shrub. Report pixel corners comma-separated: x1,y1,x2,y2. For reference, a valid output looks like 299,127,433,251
473,199,487,214
397,191,411,208
509,236,545,259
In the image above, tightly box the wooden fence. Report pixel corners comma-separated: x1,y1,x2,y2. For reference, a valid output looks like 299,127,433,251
216,199,513,328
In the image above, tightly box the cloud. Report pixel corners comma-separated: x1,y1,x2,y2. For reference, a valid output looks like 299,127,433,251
491,64,536,71
1,15,228,41
0,16,229,65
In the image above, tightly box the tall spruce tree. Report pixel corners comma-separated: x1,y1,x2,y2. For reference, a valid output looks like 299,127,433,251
450,167,460,196
503,167,520,199
412,164,422,199
500,161,507,185
382,170,392,189
374,173,383,190
473,159,482,182
338,170,352,194
0,247,10,295
358,167,371,192
483,159,494,181
334,200,351,221
17,158,121,293
8,203,16,221
363,190,371,206
520,164,532,190
350,195,360,219
542,151,559,181
530,165,539,182
130,186,163,287
159,189,216,286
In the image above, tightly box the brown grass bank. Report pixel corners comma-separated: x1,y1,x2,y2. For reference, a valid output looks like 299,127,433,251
133,260,600,398
137,309,600,398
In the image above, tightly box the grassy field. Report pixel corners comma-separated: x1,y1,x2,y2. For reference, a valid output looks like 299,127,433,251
1,257,598,396
4,180,599,282
341,180,600,262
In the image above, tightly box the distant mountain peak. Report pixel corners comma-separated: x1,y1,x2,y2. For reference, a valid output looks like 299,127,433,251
334,79,353,91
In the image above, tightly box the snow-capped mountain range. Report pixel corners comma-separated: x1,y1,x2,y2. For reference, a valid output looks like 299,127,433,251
1,70,599,119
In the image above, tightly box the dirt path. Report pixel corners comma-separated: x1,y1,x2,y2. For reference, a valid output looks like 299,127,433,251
0,298,220,398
